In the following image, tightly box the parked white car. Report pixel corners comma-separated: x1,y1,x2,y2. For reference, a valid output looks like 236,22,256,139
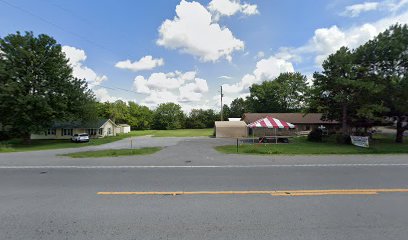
71,133,89,143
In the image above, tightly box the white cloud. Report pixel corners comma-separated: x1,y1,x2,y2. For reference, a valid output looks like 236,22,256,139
135,70,209,107
156,0,244,62
133,71,196,93
342,2,379,17
218,75,233,79
115,55,164,72
93,88,122,102
222,55,295,94
255,51,265,59
179,78,209,102
385,0,408,12
62,46,107,86
208,0,259,20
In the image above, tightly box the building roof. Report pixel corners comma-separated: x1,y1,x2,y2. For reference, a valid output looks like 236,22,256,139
118,124,130,127
242,113,339,125
247,116,296,129
215,121,247,127
51,119,115,129
228,118,242,121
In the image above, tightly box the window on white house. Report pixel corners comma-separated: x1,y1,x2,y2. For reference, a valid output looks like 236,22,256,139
99,128,103,135
46,129,56,135
62,129,73,136
108,128,111,135
87,129,97,136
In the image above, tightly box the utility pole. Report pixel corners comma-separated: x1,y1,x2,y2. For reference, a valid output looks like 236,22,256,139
220,86,224,121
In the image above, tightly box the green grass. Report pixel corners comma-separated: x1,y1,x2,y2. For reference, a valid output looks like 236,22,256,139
60,147,162,158
216,134,408,155
0,128,213,153
0,134,134,153
128,128,213,137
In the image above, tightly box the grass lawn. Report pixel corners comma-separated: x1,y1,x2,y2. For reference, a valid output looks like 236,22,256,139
0,128,213,153
128,128,213,137
216,134,408,155
60,147,162,158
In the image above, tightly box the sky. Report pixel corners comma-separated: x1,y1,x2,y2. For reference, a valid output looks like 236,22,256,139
1,0,408,112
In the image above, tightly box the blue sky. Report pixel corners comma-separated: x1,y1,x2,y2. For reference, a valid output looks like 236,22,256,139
1,0,408,111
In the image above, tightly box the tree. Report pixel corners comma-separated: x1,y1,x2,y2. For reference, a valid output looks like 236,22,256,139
151,103,185,130
185,109,218,129
355,24,408,143
126,101,153,130
246,72,309,113
310,47,384,137
229,98,247,118
222,104,231,119
0,32,96,143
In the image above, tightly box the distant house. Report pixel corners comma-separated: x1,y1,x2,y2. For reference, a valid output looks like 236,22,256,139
30,119,119,140
242,113,340,131
116,124,131,134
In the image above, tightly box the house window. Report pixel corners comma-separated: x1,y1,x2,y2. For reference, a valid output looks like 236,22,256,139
99,128,103,135
45,129,56,135
108,128,111,135
62,128,73,136
87,129,97,136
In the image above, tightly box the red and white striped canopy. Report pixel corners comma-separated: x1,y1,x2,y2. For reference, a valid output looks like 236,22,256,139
247,116,296,129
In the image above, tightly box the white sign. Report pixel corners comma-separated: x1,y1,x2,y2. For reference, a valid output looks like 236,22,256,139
351,136,369,148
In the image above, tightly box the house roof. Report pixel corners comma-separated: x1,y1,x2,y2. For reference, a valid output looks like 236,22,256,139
242,113,339,125
52,119,115,129
215,121,247,127
118,124,130,127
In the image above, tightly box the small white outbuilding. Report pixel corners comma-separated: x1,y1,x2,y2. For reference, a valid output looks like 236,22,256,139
118,124,131,134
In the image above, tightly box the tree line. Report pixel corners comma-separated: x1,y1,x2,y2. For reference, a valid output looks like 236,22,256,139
222,24,408,143
97,101,219,130
1,24,407,143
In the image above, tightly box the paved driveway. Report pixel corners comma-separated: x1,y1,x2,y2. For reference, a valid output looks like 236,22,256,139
1,136,408,167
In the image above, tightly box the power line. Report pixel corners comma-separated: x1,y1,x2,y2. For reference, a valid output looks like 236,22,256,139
0,0,117,56
88,83,141,95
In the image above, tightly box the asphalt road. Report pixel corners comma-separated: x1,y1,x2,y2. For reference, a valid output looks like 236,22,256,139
1,165,408,240
1,137,408,239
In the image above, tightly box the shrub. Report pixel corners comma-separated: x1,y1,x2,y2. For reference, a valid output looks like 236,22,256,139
336,134,351,144
307,128,323,142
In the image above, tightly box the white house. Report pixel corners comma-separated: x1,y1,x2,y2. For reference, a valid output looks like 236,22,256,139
31,119,120,140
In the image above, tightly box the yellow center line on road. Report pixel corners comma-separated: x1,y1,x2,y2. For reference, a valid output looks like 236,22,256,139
97,188,408,196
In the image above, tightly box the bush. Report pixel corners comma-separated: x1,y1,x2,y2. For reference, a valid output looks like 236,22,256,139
336,134,351,144
307,128,323,142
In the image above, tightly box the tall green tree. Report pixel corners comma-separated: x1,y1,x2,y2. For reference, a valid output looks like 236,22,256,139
185,109,218,129
229,98,247,118
151,103,185,130
355,24,408,143
222,104,231,119
310,47,384,136
0,32,96,142
246,72,309,113
126,101,153,130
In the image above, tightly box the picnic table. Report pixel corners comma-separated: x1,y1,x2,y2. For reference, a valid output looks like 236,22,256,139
258,135,294,144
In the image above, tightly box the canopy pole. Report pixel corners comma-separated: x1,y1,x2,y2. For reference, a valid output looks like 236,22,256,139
275,128,277,144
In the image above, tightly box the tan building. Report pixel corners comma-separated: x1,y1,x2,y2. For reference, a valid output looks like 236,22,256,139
31,119,119,140
215,121,248,138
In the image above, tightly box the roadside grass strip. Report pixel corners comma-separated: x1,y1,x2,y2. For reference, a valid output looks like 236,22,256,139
0,129,212,153
216,135,408,155
60,147,162,158
97,188,408,197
